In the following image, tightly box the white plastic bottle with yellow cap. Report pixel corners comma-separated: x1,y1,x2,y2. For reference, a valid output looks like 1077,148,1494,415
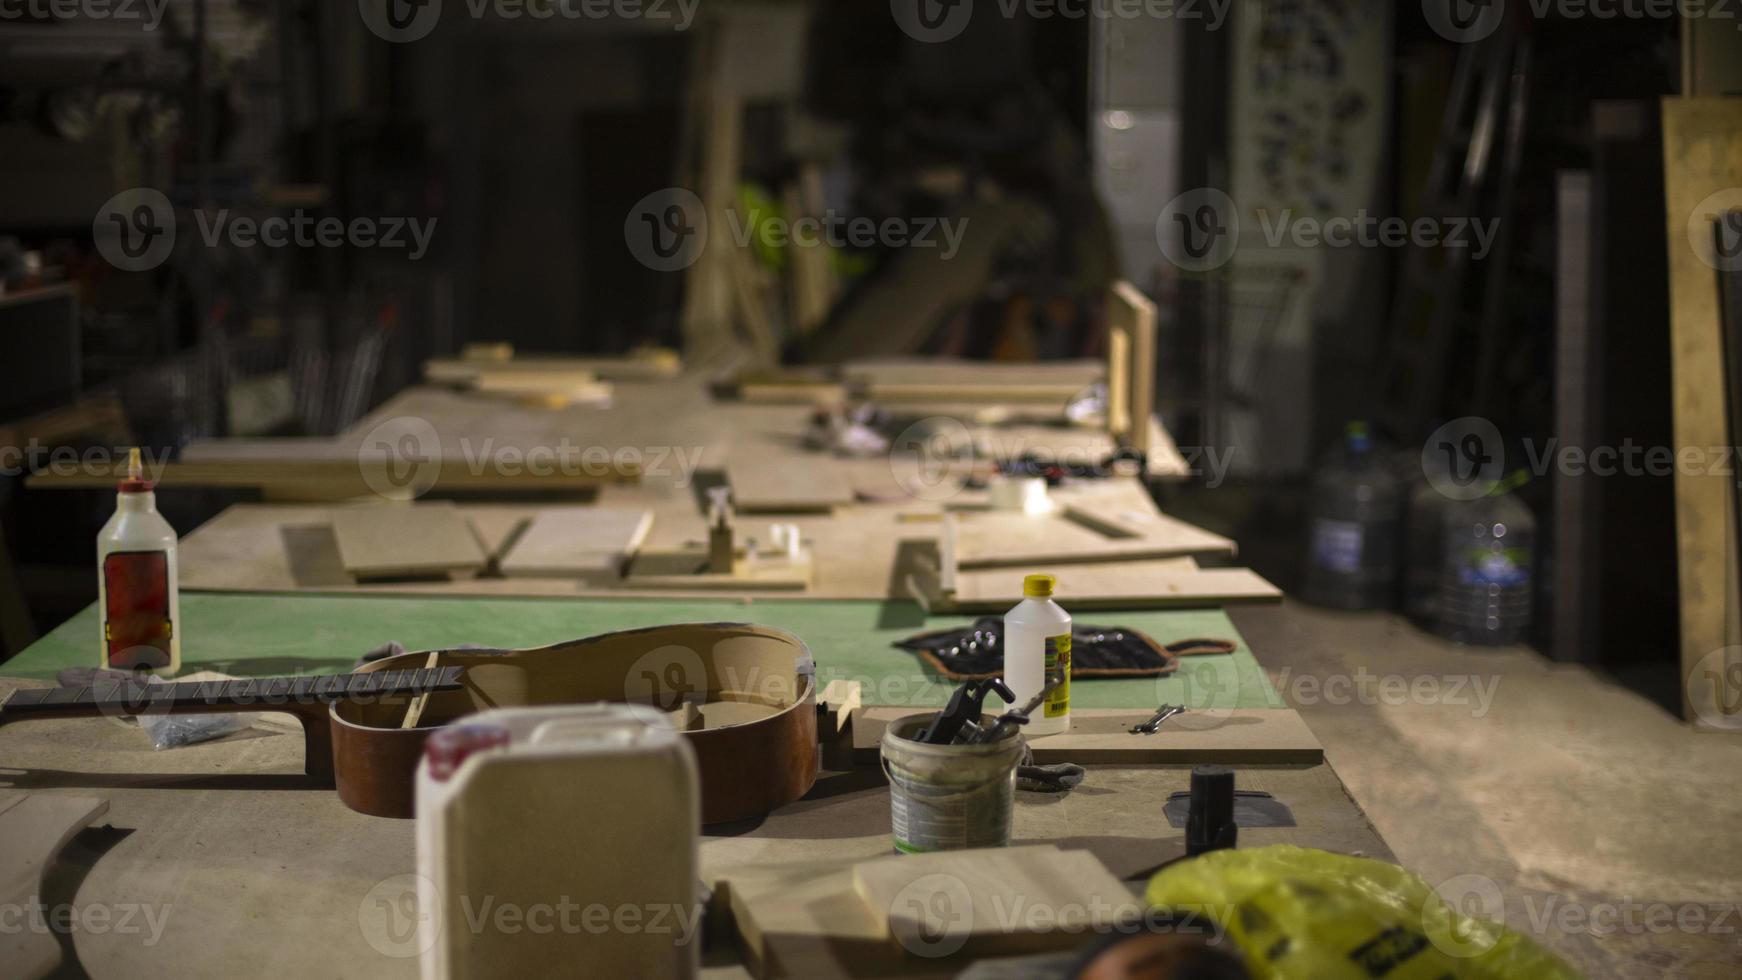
1003,574,1071,737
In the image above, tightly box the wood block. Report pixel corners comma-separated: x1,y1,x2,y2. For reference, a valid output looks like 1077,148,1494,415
817,679,862,741
330,503,487,580
727,455,856,513
0,793,109,979
850,708,1322,765
851,846,1139,957
723,862,922,979
498,508,653,579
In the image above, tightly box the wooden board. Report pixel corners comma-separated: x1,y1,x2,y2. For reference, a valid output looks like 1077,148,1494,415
949,503,1236,568
330,503,487,580
1107,281,1158,455
851,707,1322,765
424,350,680,383
851,846,1137,955
498,508,653,579
0,793,109,980
1662,98,1742,727
842,358,1103,391
622,549,810,592
727,454,856,513
28,457,637,497
910,546,1280,613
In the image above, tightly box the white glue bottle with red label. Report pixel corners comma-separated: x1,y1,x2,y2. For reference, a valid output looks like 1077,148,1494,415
1003,574,1071,737
97,448,180,675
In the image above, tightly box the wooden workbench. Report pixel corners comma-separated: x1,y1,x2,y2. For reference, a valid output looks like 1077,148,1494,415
0,373,1366,977
0,597,1387,979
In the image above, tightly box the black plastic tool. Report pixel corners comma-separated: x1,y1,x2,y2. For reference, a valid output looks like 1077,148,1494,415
1185,765,1239,857
918,678,1017,745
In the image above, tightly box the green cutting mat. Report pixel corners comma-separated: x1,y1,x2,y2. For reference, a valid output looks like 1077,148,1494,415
6,594,1282,709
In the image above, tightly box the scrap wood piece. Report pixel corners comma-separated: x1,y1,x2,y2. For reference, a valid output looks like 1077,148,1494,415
0,793,109,980
498,508,654,579
816,679,862,741
726,454,855,513
722,862,902,979
330,502,487,581
850,708,1321,765
850,846,1138,957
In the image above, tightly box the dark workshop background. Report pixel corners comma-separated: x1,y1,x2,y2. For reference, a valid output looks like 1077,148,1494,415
1,2,1735,708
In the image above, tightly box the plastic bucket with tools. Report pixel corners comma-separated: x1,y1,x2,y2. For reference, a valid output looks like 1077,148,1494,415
880,714,1025,853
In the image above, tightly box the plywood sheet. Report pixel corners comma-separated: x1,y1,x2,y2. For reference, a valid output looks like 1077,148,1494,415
851,707,1321,765
910,559,1281,614
728,454,856,513
851,846,1136,955
330,503,486,580
498,508,652,578
950,505,1235,568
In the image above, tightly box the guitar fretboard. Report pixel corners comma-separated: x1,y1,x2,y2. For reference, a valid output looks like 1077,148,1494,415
1,666,465,716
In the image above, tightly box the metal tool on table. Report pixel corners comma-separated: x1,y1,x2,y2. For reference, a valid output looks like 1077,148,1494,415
918,677,1017,745
1130,704,1186,735
969,675,1063,745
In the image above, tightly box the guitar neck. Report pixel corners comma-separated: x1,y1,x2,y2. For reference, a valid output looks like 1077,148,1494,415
0,667,465,724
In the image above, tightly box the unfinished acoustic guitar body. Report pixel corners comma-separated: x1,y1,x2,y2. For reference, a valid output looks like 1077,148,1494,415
331,623,819,823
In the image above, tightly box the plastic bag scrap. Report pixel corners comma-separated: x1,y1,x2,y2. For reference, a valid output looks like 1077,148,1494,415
1145,845,1580,980
139,707,250,750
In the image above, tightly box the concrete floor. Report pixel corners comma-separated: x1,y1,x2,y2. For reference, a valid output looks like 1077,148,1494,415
1232,601,1742,980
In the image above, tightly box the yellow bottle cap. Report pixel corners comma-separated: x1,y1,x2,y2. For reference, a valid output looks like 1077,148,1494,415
1023,574,1056,598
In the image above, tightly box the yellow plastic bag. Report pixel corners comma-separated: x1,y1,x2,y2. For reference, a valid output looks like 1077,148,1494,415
1145,845,1580,980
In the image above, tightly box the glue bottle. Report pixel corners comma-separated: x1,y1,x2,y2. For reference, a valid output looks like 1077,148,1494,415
97,448,180,675
1004,574,1071,737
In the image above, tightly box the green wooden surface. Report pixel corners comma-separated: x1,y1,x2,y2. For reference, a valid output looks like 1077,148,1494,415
4,593,1282,709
